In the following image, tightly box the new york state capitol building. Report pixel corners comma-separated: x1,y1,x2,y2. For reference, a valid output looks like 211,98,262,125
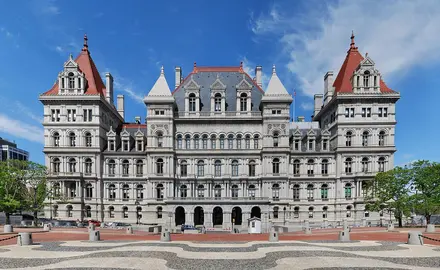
40,34,399,231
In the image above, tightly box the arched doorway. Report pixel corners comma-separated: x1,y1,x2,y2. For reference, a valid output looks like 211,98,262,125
194,206,204,226
251,206,261,218
212,206,223,226
175,206,186,226
232,207,242,225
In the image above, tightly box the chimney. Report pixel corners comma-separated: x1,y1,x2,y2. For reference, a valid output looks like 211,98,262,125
255,66,262,87
175,66,182,88
324,71,334,105
117,95,125,120
314,94,324,117
105,72,114,104
297,116,305,122
135,116,141,124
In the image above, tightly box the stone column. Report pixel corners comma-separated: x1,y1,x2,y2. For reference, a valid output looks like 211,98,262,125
223,211,232,230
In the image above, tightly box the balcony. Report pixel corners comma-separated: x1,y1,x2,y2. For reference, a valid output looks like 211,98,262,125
174,111,262,119
166,196,270,202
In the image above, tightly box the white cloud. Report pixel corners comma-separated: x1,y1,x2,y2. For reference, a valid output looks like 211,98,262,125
300,102,314,111
113,80,144,104
241,57,270,90
55,46,63,53
41,0,60,15
0,114,44,144
15,101,43,124
250,0,440,97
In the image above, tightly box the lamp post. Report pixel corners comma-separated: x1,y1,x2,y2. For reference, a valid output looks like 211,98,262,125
168,211,173,231
283,206,286,225
134,200,140,225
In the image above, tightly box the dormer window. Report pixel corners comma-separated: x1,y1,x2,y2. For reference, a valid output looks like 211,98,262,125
122,140,129,151
109,139,115,151
214,93,222,112
363,70,370,89
68,72,75,89
294,139,300,151
189,93,196,112
136,139,143,151
308,139,314,151
322,139,328,151
240,93,248,111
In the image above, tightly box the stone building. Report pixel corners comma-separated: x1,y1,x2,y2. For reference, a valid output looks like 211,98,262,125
39,33,399,230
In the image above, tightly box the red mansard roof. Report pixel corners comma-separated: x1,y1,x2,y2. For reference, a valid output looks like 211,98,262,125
333,33,395,94
42,35,106,96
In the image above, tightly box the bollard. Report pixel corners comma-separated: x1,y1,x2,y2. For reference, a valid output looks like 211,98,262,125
89,230,100,241
361,218,367,227
426,224,436,233
43,224,51,231
387,223,395,231
338,230,350,242
153,226,159,234
342,219,348,231
20,220,27,226
88,223,95,232
407,231,423,245
126,226,133,234
161,231,171,242
269,229,279,242
3,225,13,233
17,232,33,246
100,223,105,228
31,221,36,227
305,227,312,235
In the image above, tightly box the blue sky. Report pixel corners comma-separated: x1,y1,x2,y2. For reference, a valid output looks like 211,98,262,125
0,0,439,166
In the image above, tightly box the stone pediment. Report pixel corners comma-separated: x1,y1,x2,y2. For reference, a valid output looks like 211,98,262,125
135,129,145,137
307,128,316,136
321,129,330,137
121,128,130,137
210,76,226,90
236,75,252,90
106,126,116,137
185,77,201,90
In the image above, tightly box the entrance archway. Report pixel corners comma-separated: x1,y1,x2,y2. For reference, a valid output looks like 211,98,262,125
175,206,186,226
194,206,204,226
212,206,223,226
251,206,261,218
232,206,242,225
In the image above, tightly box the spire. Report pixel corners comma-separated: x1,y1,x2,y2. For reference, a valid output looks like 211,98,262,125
160,65,164,75
349,31,358,52
144,65,174,103
193,62,198,73
262,63,293,103
82,34,89,52
69,53,73,60
272,64,276,75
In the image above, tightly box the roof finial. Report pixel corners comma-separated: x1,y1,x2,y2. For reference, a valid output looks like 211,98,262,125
365,52,368,57
69,53,73,60
240,61,243,68
160,65,164,75
193,62,197,68
82,34,88,51
272,64,276,75
350,30,355,49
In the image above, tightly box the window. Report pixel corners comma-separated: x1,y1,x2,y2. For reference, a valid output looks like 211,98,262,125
363,70,370,88
323,207,328,219
108,206,115,218
122,160,129,176
66,205,73,217
294,139,300,151
365,211,370,218
345,158,353,173
122,184,130,201
136,184,144,200
248,184,256,198
378,157,385,172
68,72,75,88
231,160,239,176
180,185,187,198
136,160,143,176
322,139,328,150
136,140,143,151
272,109,281,114
346,206,352,217
69,132,76,147
293,159,300,175
361,107,371,117
197,160,204,176
85,206,91,218
231,185,239,198
180,160,188,177
321,184,328,199
109,140,115,151
321,159,328,175
378,131,386,146
194,135,200,149
214,184,221,199
240,93,247,111
345,108,354,118
157,207,163,218
245,135,250,149
307,184,314,201
272,158,280,175
374,75,377,87
108,160,116,176
156,184,164,199
156,158,164,175
177,135,183,149
211,135,216,149
362,157,369,172
52,158,60,174
83,109,93,122
214,93,222,112
189,93,196,112
67,109,76,122
345,131,352,147
197,185,204,198
378,107,388,117
308,139,314,151
108,184,116,200
228,134,234,149
85,132,92,147
85,158,92,174
219,135,225,149
307,159,314,176
236,135,242,149
53,132,60,147
272,184,280,200
273,206,279,218
122,207,128,218
345,183,352,199
273,132,279,147
362,131,369,146
293,207,299,218
51,109,60,122
248,160,256,177
356,76,360,87
68,158,76,173
202,135,208,149
85,183,93,200
214,160,221,177
122,140,129,151
157,132,163,148
308,207,314,218
293,184,300,200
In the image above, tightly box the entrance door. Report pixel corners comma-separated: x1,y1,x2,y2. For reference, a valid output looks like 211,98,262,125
175,206,186,226
212,206,223,226
232,206,242,225
194,206,204,226
251,206,261,218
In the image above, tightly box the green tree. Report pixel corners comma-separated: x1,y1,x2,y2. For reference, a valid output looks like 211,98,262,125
365,166,412,227
409,160,440,224
21,161,48,224
0,160,27,224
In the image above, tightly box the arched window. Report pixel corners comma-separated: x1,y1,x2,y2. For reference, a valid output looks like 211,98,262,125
85,183,93,200
379,131,386,146
202,134,208,149
345,158,353,173
108,184,116,200
157,132,163,148
53,132,60,147
253,135,259,149
362,131,369,146
293,159,300,175
321,159,328,175
219,134,225,149
214,184,221,199
362,157,369,172
231,184,239,198
228,134,234,149
136,160,143,176
273,206,279,219
363,70,370,88
344,183,352,199
307,184,314,201
322,206,328,219
248,160,256,177
122,184,130,201
293,206,299,218
53,182,61,197
66,205,73,217
245,135,251,149
214,93,222,112
180,185,188,198
236,134,242,149
214,160,221,177
189,93,196,112
197,184,204,198
136,206,142,220
240,93,247,111
122,160,129,176
68,72,75,89
211,135,216,149
197,160,204,176
180,160,187,177
231,160,239,176
156,184,164,199
84,158,92,174
108,159,116,176
185,134,191,149
248,184,256,198
346,205,352,217
122,206,128,218
273,132,279,147
272,158,280,174
293,184,300,200
345,131,352,147
68,158,76,173
176,135,182,149
308,207,314,218
69,132,76,147
52,158,60,174
272,183,280,200
378,157,386,172
156,158,164,175
194,135,200,149
84,132,92,147
85,205,91,218
136,184,144,200
108,206,115,218
307,159,314,176
157,206,163,218
321,184,328,199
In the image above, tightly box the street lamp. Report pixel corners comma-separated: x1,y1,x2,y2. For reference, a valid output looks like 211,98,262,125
134,200,140,225
283,206,286,225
